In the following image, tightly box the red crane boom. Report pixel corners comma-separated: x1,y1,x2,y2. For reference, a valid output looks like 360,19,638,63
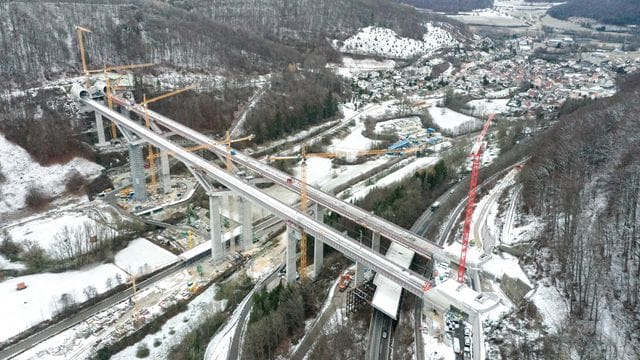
457,113,494,283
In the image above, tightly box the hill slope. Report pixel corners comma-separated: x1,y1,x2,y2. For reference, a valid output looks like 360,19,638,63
516,74,640,358
0,0,454,87
547,0,640,26
398,0,494,13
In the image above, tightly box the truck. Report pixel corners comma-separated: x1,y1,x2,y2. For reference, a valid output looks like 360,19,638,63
431,201,441,211
338,274,352,292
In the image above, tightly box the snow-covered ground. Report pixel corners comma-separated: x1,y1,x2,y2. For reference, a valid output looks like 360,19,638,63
6,212,98,252
531,283,568,333
0,254,25,271
110,286,225,360
330,56,397,78
346,156,438,201
339,24,458,59
114,238,178,276
0,264,128,342
427,107,481,135
466,98,511,116
0,134,103,215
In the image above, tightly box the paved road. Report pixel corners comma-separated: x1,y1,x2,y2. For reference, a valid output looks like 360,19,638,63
227,268,281,360
366,310,392,360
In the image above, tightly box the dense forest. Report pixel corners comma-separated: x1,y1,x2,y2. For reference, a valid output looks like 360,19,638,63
547,0,640,26
515,74,640,358
399,0,494,13
243,69,345,143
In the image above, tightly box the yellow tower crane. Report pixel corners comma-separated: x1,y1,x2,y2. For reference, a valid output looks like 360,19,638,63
100,63,154,139
74,25,92,89
138,84,198,194
267,145,421,280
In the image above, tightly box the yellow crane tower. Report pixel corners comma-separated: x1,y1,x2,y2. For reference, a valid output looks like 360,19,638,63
268,145,421,280
100,63,154,139
138,84,198,194
74,25,92,89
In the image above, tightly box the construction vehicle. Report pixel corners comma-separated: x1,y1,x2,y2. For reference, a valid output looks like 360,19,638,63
338,274,352,292
268,145,420,280
457,113,494,284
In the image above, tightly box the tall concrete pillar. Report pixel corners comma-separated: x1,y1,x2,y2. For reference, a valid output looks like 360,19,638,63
355,261,365,286
209,194,224,263
286,225,298,284
128,143,147,200
240,197,252,251
95,112,108,146
372,232,380,254
313,205,325,278
160,152,171,194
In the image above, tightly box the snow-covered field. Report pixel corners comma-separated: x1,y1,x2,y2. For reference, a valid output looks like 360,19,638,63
347,156,438,201
450,9,528,27
6,212,110,255
0,264,127,342
427,106,481,135
339,24,458,59
330,56,396,78
114,238,178,276
0,134,103,215
466,98,511,116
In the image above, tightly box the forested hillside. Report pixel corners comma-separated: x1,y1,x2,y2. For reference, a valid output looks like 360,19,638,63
547,0,640,26
0,0,446,87
398,0,494,13
517,74,640,358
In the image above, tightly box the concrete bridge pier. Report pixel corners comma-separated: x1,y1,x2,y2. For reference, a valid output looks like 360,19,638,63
313,204,326,278
127,142,147,201
355,261,365,286
209,193,224,264
160,152,171,194
94,112,109,147
286,225,299,284
371,232,380,253
240,197,253,251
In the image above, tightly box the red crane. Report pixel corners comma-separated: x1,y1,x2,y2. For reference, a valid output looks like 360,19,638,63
457,113,494,283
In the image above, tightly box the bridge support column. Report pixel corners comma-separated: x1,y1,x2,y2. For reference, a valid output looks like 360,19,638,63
240,197,253,251
286,225,298,284
128,143,147,200
372,232,380,254
355,261,365,286
160,152,171,194
95,112,109,147
313,205,325,278
209,194,224,263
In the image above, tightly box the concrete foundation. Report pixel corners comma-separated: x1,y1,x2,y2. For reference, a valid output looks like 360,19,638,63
209,194,224,263
128,143,147,200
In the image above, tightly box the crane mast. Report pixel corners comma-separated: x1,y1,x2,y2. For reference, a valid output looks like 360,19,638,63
457,113,494,283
